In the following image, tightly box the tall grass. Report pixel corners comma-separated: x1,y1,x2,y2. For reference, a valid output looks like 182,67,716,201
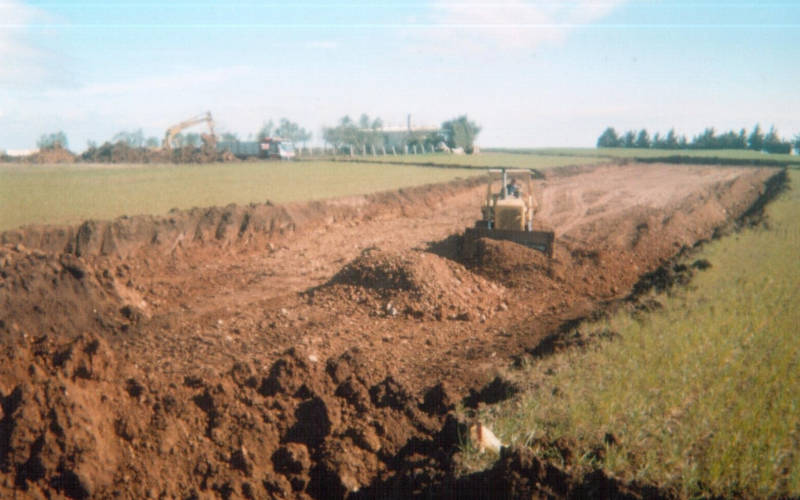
477,171,800,497
0,161,481,231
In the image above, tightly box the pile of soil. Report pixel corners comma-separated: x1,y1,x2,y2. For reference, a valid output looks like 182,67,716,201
26,147,76,164
0,335,456,499
321,248,506,320
0,245,137,343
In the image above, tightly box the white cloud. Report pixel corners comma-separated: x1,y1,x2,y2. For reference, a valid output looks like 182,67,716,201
0,0,56,86
426,0,630,50
45,65,256,99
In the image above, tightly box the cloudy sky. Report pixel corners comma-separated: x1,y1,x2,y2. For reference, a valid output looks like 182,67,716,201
1,0,798,150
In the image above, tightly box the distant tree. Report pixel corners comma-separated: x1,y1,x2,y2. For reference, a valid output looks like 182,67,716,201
736,128,747,149
763,126,791,154
170,133,185,147
717,130,740,149
145,137,160,148
112,129,145,148
441,115,481,153
664,128,679,149
692,127,718,149
651,132,662,149
183,133,203,147
257,120,275,141
793,134,800,154
323,115,359,152
622,130,636,148
596,127,620,148
219,132,239,142
275,118,312,146
37,131,68,150
424,130,446,148
635,129,651,148
748,124,764,151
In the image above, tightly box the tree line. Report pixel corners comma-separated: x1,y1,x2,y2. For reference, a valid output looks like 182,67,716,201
598,125,799,154
32,114,482,156
322,114,481,153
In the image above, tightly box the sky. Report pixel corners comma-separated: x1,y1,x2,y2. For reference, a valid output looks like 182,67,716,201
1,0,799,150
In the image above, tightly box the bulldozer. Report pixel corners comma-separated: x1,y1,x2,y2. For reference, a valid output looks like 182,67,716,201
463,168,555,257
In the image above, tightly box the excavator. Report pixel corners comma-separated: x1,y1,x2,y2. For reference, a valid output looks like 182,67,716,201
162,112,216,150
463,168,555,257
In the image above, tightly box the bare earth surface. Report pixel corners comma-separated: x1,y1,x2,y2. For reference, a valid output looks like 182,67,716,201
0,163,781,498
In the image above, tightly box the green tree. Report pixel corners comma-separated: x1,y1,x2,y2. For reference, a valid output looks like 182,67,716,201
692,127,717,149
763,126,791,154
748,124,764,151
257,120,275,141
441,115,481,153
275,118,312,146
37,131,68,150
145,137,160,148
651,132,663,149
635,129,651,148
736,128,747,149
183,133,203,147
596,127,620,147
793,134,800,154
112,129,145,147
622,130,636,148
664,128,679,149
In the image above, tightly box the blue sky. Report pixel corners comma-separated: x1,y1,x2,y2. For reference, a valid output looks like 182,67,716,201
1,0,798,150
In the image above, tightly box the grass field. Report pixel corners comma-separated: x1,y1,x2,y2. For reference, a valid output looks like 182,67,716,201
3,150,793,232
0,161,482,231
467,170,800,497
342,152,609,169
487,147,800,166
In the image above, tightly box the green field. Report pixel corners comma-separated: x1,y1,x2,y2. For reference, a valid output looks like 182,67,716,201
467,170,800,497
487,147,800,166
0,161,483,231
342,152,609,169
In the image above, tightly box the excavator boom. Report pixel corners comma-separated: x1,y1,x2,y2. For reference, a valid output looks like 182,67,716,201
163,112,216,149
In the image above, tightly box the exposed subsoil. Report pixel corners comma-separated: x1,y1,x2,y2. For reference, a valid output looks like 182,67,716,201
0,164,783,498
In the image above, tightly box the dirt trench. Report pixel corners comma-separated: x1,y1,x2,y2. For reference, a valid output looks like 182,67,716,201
0,164,784,498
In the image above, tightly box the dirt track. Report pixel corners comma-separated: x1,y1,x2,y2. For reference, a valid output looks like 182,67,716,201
0,163,782,498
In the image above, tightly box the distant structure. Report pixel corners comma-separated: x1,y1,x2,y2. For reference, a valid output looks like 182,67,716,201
3,149,39,157
378,114,440,150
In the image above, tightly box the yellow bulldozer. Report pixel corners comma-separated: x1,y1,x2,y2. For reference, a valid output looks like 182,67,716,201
463,168,555,257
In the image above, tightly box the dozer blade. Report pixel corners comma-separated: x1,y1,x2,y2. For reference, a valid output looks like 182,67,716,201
464,227,555,258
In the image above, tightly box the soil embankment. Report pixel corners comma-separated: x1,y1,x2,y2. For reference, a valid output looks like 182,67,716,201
0,164,783,498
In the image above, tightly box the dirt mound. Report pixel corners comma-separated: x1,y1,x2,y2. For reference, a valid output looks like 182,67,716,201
468,238,556,288
0,245,142,343
26,147,76,164
433,445,665,499
1,176,485,259
322,248,507,320
0,337,453,499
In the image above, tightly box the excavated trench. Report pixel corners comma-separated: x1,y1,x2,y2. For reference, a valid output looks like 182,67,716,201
0,164,786,499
